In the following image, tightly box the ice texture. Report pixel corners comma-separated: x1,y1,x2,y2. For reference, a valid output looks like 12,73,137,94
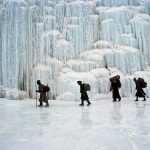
0,99,150,150
96,0,139,7
0,0,150,100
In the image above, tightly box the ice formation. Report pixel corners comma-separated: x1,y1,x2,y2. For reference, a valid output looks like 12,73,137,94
0,0,150,100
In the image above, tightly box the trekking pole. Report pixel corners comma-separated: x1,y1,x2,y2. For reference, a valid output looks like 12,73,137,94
36,91,37,107
47,84,49,100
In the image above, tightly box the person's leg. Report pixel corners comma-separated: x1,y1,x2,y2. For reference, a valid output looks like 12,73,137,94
143,96,146,101
86,99,91,105
79,93,84,106
118,97,121,101
135,96,138,101
46,102,49,106
39,94,43,106
43,93,49,107
38,101,43,107
45,97,49,107
83,92,91,105
79,99,84,106
112,90,116,102
113,98,116,102
86,99,91,106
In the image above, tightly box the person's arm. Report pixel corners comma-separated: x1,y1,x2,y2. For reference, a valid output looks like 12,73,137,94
36,85,43,93
110,83,113,91
81,84,86,93
39,85,44,92
118,81,121,88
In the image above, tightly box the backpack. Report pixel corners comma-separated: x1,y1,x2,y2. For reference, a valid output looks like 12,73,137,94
138,78,147,88
110,75,121,88
43,85,50,92
110,75,120,82
83,84,91,91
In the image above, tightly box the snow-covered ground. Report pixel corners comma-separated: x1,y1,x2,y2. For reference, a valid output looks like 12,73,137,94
0,98,150,150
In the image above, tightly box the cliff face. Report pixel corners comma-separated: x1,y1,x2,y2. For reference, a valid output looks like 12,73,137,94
0,0,150,100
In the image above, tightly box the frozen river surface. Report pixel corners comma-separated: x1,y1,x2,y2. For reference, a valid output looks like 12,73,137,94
0,98,150,150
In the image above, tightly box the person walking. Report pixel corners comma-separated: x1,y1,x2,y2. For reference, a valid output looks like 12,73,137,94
36,80,49,107
133,78,146,101
77,81,91,106
110,76,121,102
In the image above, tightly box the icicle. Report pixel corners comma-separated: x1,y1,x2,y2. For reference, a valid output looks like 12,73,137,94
2,3,28,90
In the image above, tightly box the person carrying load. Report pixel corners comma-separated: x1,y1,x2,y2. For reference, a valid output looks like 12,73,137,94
36,80,50,107
133,78,147,101
77,81,91,106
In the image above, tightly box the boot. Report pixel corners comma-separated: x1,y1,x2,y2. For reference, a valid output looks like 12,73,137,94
135,97,138,101
118,98,121,101
79,103,84,106
45,102,49,107
86,99,91,106
87,102,91,106
79,100,84,106
38,102,43,107
143,97,146,101
113,99,116,102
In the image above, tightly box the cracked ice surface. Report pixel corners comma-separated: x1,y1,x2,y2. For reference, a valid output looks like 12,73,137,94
0,98,150,150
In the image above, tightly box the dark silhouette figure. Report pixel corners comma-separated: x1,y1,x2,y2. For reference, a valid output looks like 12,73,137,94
36,80,49,107
133,78,146,101
105,64,108,69
105,64,110,71
77,81,91,106
105,64,111,75
110,77,121,102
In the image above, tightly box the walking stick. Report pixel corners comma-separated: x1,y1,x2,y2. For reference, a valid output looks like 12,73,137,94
36,91,37,107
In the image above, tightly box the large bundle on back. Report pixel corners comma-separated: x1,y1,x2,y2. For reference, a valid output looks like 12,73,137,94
110,75,121,88
109,75,120,82
43,85,50,92
138,78,147,88
84,84,91,91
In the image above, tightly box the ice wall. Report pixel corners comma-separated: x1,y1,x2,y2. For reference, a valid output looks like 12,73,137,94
2,2,28,90
145,1,150,14
96,0,139,7
98,6,150,66
0,0,150,100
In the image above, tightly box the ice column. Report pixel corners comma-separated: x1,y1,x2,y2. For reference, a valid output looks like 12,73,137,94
144,0,150,14
2,2,28,90
43,30,60,57
26,6,42,93
96,0,139,7
66,1,96,17
53,39,75,61
130,14,150,66
99,7,136,45
0,7,5,85
55,0,66,32
30,64,51,98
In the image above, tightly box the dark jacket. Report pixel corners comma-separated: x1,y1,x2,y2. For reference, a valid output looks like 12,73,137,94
38,84,48,103
134,80,146,97
80,84,89,100
110,80,121,99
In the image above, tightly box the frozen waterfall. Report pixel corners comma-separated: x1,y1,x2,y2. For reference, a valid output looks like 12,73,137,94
0,0,150,100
